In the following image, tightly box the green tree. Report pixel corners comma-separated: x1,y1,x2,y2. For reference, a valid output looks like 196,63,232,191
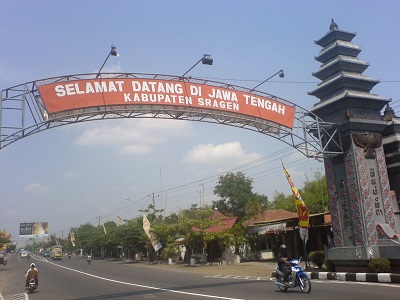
213,172,269,220
301,172,328,213
271,172,328,214
271,191,296,212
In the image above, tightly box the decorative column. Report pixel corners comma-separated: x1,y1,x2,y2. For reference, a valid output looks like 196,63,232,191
309,20,400,272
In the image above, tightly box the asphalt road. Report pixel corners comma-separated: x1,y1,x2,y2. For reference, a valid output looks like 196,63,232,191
1,253,399,300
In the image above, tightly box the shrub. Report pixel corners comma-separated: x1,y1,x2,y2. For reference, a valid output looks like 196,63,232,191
324,258,335,271
308,251,325,268
368,257,391,273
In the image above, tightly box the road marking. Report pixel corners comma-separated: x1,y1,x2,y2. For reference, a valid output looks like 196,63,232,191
0,293,28,300
204,275,268,281
46,260,245,300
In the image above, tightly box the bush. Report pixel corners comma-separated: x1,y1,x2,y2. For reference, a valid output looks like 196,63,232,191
308,251,325,268
368,257,391,273
324,258,335,271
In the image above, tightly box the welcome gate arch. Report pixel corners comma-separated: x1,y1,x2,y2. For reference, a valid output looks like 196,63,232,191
0,72,343,160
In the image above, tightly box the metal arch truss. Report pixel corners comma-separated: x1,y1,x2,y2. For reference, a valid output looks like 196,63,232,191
0,73,343,159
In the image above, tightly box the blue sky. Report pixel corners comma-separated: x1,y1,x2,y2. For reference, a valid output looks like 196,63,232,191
1,1,399,245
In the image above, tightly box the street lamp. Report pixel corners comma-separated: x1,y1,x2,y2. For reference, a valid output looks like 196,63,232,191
251,69,284,91
96,44,119,78
182,54,213,77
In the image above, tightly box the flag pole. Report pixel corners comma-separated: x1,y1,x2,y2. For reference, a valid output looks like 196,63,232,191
282,162,311,270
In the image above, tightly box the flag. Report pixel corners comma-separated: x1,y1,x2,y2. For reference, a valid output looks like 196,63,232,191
283,164,309,228
7,233,12,240
142,216,162,251
0,230,6,238
117,215,122,226
103,224,107,235
69,230,75,247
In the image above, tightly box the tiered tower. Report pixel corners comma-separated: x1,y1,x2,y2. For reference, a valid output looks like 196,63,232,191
309,20,400,272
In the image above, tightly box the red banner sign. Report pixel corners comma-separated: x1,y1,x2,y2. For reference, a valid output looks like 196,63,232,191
37,78,295,128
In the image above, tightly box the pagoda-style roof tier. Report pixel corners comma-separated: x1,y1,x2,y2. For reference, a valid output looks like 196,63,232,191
312,55,369,80
310,90,390,115
309,72,379,99
315,40,361,63
315,28,356,47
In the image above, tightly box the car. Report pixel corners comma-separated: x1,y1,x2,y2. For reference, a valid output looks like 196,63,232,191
20,251,27,258
43,251,50,257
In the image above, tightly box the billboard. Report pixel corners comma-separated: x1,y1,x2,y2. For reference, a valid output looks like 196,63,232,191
19,222,49,237
37,78,295,128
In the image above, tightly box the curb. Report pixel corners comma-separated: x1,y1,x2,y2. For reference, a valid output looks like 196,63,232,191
270,271,400,283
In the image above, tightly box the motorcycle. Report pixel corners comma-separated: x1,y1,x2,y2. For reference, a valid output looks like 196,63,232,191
68,254,71,260
275,258,311,293
87,255,92,265
26,278,37,293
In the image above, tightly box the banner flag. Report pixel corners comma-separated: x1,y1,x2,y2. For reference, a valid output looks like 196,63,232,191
142,216,162,251
283,164,309,228
117,215,122,226
70,229,75,247
103,224,107,235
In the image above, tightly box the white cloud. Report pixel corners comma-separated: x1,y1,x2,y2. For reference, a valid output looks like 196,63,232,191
183,141,261,167
75,119,192,155
25,183,49,194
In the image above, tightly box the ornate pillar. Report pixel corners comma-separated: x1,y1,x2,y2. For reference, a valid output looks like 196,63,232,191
309,21,400,271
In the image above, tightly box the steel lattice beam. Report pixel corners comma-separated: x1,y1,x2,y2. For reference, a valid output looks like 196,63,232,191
1,73,343,158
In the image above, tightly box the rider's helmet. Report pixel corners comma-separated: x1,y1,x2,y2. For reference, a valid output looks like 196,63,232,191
30,263,35,268
280,244,287,256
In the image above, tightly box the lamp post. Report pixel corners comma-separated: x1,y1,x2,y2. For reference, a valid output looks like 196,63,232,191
96,44,118,78
251,69,284,91
182,54,213,77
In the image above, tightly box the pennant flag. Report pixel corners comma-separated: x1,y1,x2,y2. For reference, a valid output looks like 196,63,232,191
69,230,75,247
103,224,107,235
283,164,309,228
142,216,162,251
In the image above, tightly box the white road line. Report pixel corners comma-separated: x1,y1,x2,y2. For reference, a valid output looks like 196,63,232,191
46,260,245,300
204,275,268,281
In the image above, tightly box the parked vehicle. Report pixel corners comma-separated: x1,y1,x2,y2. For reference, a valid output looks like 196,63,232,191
51,245,62,260
275,258,311,293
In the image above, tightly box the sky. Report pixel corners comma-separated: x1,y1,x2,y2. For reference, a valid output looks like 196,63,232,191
1,1,399,246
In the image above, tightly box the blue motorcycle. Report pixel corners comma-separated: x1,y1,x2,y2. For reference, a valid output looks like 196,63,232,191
275,258,311,293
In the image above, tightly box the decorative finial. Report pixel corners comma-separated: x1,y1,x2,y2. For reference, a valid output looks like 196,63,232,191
330,19,338,31
382,102,396,121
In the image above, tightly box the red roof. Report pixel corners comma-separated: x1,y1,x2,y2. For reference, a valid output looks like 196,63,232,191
192,210,238,233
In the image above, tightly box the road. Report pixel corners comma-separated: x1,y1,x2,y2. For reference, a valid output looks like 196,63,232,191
1,252,399,299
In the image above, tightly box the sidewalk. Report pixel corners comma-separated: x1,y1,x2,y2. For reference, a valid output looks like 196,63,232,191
123,259,400,284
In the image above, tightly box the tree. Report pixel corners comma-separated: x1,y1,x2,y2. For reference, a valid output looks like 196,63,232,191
271,191,296,212
271,172,328,214
213,172,268,220
301,172,328,213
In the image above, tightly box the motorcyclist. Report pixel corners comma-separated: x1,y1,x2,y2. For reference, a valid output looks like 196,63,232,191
276,244,291,285
25,263,39,288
